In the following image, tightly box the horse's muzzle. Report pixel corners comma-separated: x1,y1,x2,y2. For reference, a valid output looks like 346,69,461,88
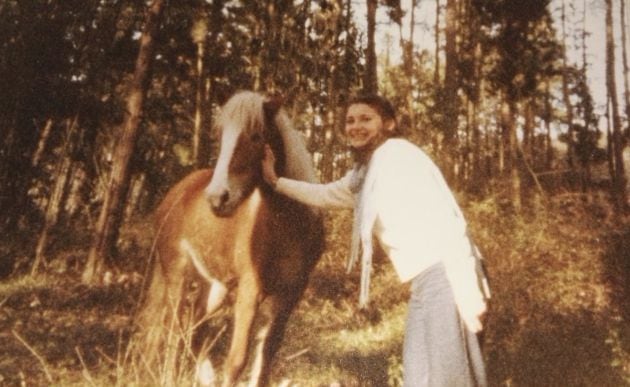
207,190,236,217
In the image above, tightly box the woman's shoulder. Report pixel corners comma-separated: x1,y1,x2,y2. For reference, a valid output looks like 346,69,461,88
375,138,428,162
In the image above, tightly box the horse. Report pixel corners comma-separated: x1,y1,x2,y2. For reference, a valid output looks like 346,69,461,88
136,91,325,386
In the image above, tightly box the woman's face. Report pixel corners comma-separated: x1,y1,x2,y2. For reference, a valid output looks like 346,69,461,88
344,103,394,150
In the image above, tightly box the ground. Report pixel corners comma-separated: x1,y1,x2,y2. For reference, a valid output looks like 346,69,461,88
0,194,628,386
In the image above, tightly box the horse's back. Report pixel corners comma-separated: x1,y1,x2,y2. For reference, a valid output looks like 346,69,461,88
155,168,213,226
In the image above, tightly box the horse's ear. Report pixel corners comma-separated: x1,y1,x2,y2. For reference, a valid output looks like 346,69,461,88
263,93,284,118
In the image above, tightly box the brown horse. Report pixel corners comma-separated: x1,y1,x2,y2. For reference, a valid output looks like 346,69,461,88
137,91,324,386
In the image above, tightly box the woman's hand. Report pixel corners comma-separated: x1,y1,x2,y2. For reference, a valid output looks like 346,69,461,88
262,145,279,188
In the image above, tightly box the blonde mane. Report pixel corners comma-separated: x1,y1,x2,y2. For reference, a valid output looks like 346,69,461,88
217,90,318,183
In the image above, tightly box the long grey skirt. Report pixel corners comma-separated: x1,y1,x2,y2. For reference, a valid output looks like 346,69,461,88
402,262,487,387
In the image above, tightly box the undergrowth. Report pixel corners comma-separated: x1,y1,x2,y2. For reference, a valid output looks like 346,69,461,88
0,194,628,386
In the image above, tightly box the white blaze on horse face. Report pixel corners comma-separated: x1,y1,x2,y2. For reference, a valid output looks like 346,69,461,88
205,123,241,202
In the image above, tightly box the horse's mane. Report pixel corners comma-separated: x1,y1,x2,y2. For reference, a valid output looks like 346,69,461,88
218,91,318,184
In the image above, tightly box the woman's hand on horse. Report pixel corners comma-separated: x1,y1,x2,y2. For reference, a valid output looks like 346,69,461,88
262,144,279,188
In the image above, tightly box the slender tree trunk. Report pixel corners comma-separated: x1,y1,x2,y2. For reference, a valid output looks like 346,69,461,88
364,0,378,93
434,0,441,86
605,0,628,212
31,119,54,168
191,16,207,167
543,80,554,170
471,40,484,191
443,0,459,183
406,0,417,132
580,0,592,190
32,117,79,275
621,0,630,128
561,0,576,169
83,0,165,283
501,97,521,211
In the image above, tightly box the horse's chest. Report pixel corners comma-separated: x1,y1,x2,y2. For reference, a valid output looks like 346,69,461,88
193,190,271,277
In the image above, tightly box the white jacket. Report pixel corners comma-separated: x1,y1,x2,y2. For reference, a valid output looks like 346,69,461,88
276,139,487,332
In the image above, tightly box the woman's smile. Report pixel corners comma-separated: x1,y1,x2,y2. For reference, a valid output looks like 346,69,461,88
345,103,386,149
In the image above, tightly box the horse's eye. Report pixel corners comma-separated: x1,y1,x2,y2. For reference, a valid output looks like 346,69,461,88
251,133,263,143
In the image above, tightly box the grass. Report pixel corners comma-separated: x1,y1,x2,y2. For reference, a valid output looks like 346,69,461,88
0,193,628,386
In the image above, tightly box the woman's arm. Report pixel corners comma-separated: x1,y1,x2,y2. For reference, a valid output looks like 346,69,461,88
263,145,354,209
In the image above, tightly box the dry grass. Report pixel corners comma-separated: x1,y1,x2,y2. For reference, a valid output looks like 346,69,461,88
0,194,628,386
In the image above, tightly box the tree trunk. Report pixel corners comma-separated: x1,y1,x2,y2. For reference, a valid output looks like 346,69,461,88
364,0,378,93
434,0,441,86
470,40,484,191
442,0,459,183
561,0,576,169
605,0,628,212
31,119,54,168
501,98,521,211
191,16,207,167
621,0,630,129
406,0,417,132
32,117,78,275
543,80,554,170
82,0,165,283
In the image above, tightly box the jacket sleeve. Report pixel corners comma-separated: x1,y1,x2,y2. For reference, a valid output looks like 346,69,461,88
275,171,355,209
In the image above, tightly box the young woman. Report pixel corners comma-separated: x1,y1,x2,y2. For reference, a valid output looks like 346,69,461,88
262,94,488,386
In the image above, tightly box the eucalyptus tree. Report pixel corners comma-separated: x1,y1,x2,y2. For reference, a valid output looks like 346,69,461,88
83,0,166,284
0,0,141,276
605,0,628,212
472,0,559,209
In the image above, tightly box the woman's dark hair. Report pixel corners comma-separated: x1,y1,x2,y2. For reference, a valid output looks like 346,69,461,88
348,93,397,122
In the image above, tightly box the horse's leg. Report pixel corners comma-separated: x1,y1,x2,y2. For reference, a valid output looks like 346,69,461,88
180,238,228,316
220,271,261,387
135,257,168,362
247,291,302,387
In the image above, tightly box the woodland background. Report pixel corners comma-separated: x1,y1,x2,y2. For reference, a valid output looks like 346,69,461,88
0,0,629,386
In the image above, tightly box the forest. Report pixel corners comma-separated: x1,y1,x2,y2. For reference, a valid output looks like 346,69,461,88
0,0,629,386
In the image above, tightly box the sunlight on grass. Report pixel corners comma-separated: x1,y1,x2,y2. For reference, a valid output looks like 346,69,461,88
330,302,406,353
0,274,59,295
2,195,628,386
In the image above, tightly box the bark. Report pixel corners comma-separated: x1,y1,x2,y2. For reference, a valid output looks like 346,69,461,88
406,0,417,132
364,0,378,93
31,119,54,167
501,98,521,211
82,0,165,283
621,0,630,127
605,0,628,212
32,117,78,275
561,0,576,169
543,80,554,170
191,16,207,167
443,0,459,182
434,0,441,86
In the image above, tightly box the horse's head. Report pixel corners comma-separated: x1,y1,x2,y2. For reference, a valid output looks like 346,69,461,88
205,91,286,217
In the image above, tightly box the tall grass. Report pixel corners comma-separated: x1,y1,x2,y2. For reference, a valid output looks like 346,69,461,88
1,193,628,386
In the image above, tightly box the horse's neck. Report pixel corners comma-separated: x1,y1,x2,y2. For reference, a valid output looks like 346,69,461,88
280,129,318,184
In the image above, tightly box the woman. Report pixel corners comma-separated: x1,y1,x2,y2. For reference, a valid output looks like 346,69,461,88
262,94,488,386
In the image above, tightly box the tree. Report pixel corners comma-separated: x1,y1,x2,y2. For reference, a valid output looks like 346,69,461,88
472,0,556,208
560,0,576,169
364,0,379,93
441,0,460,183
605,0,628,212
83,0,166,283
